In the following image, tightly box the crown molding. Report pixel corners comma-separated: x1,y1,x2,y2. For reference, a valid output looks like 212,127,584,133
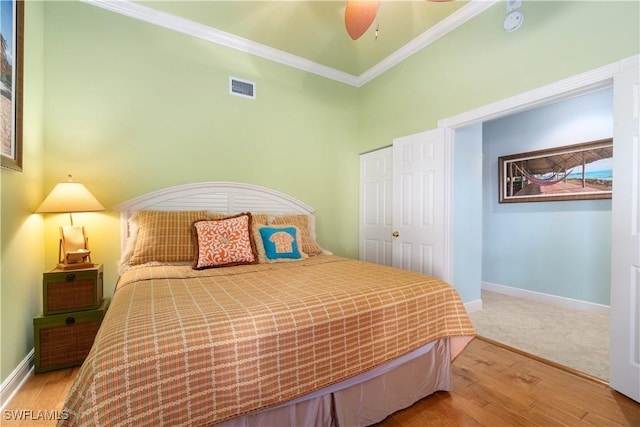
356,0,498,86
80,0,496,88
80,0,360,86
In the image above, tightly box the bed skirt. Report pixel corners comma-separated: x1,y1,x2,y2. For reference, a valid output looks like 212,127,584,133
214,337,457,427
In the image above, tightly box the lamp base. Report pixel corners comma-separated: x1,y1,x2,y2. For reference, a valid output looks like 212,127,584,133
56,262,95,271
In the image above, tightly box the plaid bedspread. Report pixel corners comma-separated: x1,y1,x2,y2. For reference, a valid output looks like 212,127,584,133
59,256,475,426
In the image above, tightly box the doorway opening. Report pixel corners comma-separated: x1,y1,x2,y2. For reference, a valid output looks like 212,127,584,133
452,87,613,381
439,60,615,379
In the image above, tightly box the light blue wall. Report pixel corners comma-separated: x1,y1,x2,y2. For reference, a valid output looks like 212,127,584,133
453,123,483,304
481,88,613,305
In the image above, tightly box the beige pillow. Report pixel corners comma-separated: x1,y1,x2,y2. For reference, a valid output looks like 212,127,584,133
128,210,208,265
118,211,140,274
209,212,268,227
270,214,324,256
254,225,309,263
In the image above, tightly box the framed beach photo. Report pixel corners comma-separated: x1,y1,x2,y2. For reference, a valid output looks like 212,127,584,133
1,0,24,171
498,138,613,203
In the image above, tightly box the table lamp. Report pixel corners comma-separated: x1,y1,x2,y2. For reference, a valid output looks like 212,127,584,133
36,175,105,270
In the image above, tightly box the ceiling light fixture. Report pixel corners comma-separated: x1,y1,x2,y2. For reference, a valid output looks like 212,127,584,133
344,0,455,41
344,1,380,40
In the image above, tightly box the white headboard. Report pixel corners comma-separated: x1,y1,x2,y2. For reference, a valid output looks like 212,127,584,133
114,181,314,253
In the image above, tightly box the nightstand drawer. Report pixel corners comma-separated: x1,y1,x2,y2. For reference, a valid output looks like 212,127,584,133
43,265,103,315
34,298,110,373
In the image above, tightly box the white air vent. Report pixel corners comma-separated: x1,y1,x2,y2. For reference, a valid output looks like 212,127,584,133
229,77,256,99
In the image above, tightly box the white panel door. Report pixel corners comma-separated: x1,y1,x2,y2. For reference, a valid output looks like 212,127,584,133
359,147,393,265
392,128,446,277
610,58,640,403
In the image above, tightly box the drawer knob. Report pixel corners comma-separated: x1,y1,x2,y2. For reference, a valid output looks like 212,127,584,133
65,274,76,282
65,317,76,325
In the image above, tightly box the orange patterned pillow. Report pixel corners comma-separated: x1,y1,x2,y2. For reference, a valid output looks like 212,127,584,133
193,213,258,269
129,210,208,265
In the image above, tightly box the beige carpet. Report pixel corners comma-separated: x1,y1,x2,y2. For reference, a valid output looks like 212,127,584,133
468,290,609,382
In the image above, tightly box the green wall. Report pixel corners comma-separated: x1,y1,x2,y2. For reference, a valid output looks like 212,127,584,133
1,0,638,385
41,1,360,298
358,0,640,153
1,1,45,383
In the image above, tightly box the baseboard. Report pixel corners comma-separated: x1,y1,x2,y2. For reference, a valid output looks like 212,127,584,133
481,282,610,316
0,349,34,411
464,298,483,314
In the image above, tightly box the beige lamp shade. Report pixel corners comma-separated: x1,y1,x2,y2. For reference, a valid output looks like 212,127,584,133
36,175,104,270
36,175,105,214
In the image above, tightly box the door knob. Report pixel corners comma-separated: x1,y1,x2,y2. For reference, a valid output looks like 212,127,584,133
392,231,399,237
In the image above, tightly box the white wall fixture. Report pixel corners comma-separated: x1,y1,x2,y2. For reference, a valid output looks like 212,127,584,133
506,0,522,14
504,0,524,32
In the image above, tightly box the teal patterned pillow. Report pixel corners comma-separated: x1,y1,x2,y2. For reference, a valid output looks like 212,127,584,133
259,226,302,260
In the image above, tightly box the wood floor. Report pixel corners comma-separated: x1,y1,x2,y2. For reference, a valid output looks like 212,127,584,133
2,338,638,426
377,338,639,426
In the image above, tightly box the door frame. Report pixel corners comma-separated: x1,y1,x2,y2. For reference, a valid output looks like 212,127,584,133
436,54,639,397
437,56,636,284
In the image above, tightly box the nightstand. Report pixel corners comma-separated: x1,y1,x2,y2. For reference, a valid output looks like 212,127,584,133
34,264,108,373
42,264,103,315
33,298,110,373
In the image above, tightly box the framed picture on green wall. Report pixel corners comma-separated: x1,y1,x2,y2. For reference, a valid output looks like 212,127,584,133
498,138,613,203
1,0,24,172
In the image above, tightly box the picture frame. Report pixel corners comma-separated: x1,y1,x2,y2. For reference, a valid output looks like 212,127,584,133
498,138,613,203
1,0,24,171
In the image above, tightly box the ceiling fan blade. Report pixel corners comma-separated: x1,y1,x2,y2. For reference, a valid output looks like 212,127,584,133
344,1,380,40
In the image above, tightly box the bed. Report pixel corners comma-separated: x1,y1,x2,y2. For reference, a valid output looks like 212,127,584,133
59,182,475,427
